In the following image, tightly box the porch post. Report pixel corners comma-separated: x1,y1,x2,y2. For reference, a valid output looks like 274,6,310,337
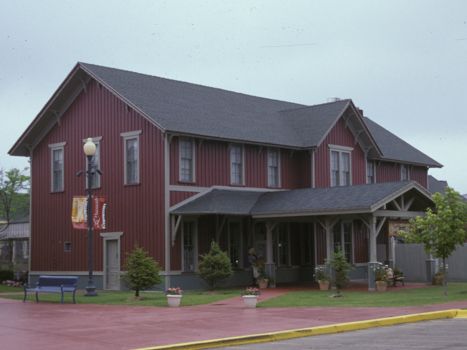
368,215,377,291
265,222,276,288
388,235,396,269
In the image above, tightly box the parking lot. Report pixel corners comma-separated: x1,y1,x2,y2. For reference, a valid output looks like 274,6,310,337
215,319,467,350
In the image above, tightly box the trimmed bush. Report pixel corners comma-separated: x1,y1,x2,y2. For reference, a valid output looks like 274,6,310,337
198,241,233,290
122,246,161,297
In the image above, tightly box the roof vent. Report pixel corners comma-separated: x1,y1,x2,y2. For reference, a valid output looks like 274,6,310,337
327,97,341,102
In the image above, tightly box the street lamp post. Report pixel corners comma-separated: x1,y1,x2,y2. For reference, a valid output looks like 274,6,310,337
83,138,98,296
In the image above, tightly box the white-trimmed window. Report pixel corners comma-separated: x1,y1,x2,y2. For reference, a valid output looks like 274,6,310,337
49,142,65,192
182,221,198,272
333,221,353,263
230,144,244,185
267,148,281,187
400,164,410,181
330,147,352,187
179,138,195,182
84,138,101,189
366,160,376,184
121,130,141,185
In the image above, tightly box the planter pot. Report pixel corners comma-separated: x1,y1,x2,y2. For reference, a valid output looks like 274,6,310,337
242,295,258,308
167,294,182,307
258,279,269,289
318,280,330,291
376,280,387,292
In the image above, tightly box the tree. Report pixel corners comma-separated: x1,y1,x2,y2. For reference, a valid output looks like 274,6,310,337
0,168,30,231
198,241,233,290
404,187,467,295
329,249,352,297
123,246,161,297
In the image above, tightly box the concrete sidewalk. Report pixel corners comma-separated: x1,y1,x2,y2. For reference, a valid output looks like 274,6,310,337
1,292,467,350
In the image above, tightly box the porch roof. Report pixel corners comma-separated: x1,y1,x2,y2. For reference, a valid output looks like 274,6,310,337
171,189,264,216
170,181,433,218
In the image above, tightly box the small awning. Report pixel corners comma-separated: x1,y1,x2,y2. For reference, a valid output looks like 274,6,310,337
170,181,433,218
0,222,30,240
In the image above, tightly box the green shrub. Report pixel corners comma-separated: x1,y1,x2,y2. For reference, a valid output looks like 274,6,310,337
122,246,161,297
329,249,352,296
198,241,233,290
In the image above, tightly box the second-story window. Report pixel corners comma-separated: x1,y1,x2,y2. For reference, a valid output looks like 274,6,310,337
366,160,375,184
330,149,351,187
230,144,244,185
267,149,280,187
49,142,65,192
179,138,195,182
121,130,141,185
400,164,410,181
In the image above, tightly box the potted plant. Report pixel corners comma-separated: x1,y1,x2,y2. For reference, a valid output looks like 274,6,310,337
166,287,183,307
314,264,330,291
257,270,269,289
374,264,388,292
242,287,260,308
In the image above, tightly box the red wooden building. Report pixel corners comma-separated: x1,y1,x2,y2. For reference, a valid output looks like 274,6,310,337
9,63,441,290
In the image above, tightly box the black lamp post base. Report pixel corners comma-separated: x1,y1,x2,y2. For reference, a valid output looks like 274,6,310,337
84,285,98,297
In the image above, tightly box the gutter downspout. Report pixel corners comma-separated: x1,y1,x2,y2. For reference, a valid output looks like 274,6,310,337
164,133,171,290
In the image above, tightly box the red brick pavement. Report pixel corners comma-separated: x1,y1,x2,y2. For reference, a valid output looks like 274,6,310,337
1,286,466,350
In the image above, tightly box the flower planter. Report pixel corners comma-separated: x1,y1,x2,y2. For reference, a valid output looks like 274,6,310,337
257,279,269,289
375,280,387,292
318,280,330,291
167,294,182,307
242,295,258,308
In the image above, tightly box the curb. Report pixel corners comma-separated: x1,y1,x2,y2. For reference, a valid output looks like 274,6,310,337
134,309,465,350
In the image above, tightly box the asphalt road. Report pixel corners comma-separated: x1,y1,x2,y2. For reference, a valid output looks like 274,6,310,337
215,319,467,350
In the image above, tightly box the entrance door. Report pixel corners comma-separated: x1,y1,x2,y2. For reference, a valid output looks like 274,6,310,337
105,239,120,290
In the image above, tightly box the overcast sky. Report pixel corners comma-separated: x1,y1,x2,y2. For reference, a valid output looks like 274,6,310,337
1,1,466,193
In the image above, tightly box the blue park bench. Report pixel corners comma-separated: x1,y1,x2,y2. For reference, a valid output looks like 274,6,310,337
23,276,79,304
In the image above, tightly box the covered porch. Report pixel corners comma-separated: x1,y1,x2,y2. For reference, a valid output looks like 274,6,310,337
169,181,434,291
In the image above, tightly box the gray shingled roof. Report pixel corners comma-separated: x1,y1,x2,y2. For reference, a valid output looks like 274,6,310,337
171,189,264,216
171,181,432,217
364,117,442,167
428,175,448,195
81,63,310,148
10,62,441,168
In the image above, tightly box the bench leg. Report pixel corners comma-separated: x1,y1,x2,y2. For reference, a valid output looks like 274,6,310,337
35,292,39,303
72,291,76,304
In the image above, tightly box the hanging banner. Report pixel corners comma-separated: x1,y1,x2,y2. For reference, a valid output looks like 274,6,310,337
72,196,107,230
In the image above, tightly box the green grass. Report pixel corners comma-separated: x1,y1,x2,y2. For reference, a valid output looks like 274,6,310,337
0,284,23,293
2,289,241,306
259,283,467,308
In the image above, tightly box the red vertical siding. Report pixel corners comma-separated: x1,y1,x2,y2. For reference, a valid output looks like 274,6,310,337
31,80,165,272
169,137,309,189
376,161,401,183
315,117,366,188
410,166,428,188
170,191,198,206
